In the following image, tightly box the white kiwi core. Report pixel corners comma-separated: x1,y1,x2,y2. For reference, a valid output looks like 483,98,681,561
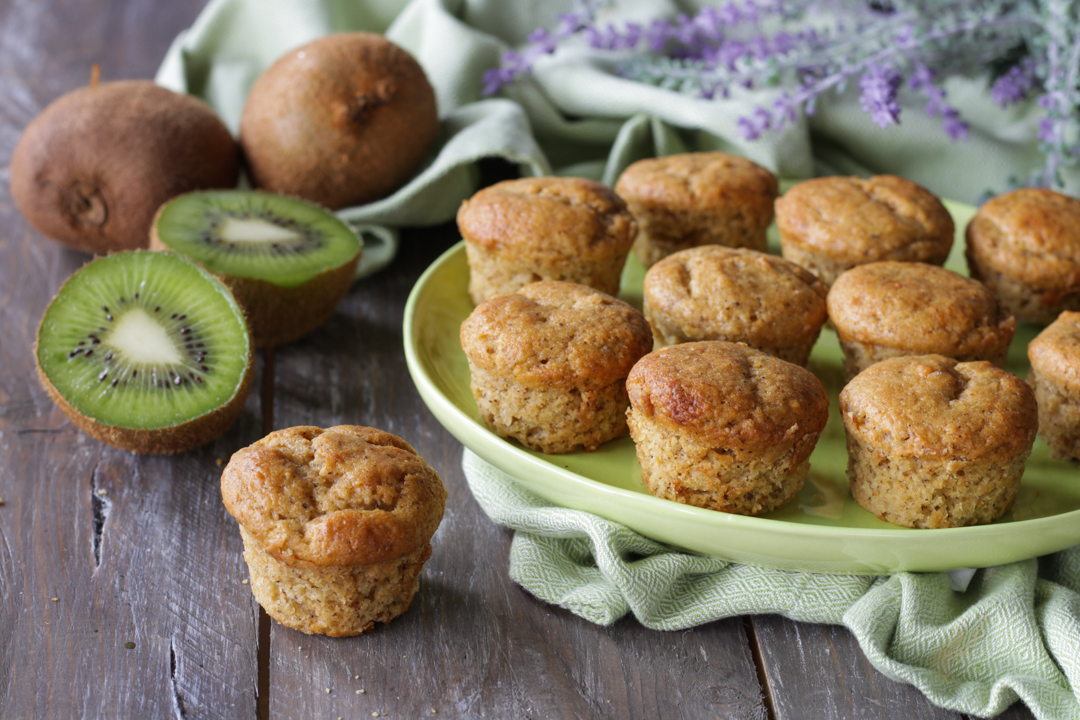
218,217,302,243
107,308,184,365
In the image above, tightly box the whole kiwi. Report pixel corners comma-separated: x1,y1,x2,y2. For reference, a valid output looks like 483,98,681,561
10,80,240,255
239,32,439,210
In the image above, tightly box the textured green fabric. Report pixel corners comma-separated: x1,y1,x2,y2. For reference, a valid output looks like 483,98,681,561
465,450,1080,719
156,0,1076,232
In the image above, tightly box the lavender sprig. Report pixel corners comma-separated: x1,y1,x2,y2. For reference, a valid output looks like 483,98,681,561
484,0,1080,193
481,0,603,96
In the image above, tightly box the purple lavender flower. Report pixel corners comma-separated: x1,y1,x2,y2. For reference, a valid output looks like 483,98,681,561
618,22,643,50
991,58,1038,107
481,0,1075,194
908,63,968,140
859,64,902,128
1038,118,1057,143
527,28,557,54
644,19,672,52
694,7,723,37
736,106,774,140
941,111,970,142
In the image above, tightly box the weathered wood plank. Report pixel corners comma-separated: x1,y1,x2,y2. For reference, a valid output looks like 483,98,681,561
752,614,1035,720
261,223,768,718
0,0,261,717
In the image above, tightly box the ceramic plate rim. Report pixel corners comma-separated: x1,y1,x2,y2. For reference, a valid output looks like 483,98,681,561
404,228,1080,574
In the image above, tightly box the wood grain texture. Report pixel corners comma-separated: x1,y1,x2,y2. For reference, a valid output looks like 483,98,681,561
0,0,261,718
752,615,1034,720
261,224,770,719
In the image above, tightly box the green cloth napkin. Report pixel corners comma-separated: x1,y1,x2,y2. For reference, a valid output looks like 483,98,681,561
464,450,1080,720
155,0,1077,236
158,1,1080,717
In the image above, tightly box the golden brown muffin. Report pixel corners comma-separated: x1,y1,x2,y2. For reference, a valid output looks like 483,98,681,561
460,280,652,454
840,355,1037,529
457,176,636,305
966,188,1080,324
827,261,1015,381
643,245,828,365
775,175,954,286
626,341,829,516
1028,311,1080,459
614,152,779,267
221,425,446,636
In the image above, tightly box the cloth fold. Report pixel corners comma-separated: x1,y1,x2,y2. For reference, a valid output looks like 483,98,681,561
156,0,1074,251
464,449,1080,719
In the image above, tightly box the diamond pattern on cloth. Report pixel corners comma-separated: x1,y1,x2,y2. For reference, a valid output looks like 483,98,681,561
464,449,1080,719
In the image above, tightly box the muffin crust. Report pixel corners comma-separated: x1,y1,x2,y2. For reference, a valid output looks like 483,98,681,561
460,280,652,453
1029,312,1080,459
643,245,828,364
776,174,954,285
828,261,1015,380
615,152,779,267
626,341,829,515
458,176,636,304
222,425,446,635
840,355,1037,528
966,188,1080,324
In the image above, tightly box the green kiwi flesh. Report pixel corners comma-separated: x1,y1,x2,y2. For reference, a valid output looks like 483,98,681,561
151,190,361,287
36,251,253,453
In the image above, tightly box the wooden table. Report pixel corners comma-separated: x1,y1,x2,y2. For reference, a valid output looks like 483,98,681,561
0,2,1037,718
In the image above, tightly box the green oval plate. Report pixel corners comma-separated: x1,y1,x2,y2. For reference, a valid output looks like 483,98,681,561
403,200,1080,574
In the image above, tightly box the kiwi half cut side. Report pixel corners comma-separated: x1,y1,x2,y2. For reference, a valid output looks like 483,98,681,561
36,251,254,454
150,190,362,347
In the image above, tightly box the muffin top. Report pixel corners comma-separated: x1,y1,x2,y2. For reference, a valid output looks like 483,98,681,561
456,176,635,261
775,175,954,264
626,341,829,451
966,188,1080,286
614,152,778,213
221,425,447,567
644,245,828,346
827,261,1015,355
460,280,652,389
1029,311,1080,391
839,355,1037,461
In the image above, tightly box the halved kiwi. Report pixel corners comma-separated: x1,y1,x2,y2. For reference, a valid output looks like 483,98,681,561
35,251,254,454
150,190,362,347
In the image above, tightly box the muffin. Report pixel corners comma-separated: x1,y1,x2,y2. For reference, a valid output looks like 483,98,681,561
775,174,954,286
827,261,1015,381
457,176,636,305
626,341,829,516
614,152,779,267
221,425,447,636
1028,311,1080,459
966,188,1080,324
643,245,828,365
840,355,1037,529
460,280,652,454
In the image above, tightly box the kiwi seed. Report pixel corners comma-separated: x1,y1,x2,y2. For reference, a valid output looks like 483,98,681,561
10,80,239,254
239,32,439,210
150,190,362,348
35,251,254,454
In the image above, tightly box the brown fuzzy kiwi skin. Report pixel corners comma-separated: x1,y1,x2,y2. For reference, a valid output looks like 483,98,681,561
34,334,255,455
10,80,239,255
148,220,361,348
239,32,439,210
217,255,361,348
